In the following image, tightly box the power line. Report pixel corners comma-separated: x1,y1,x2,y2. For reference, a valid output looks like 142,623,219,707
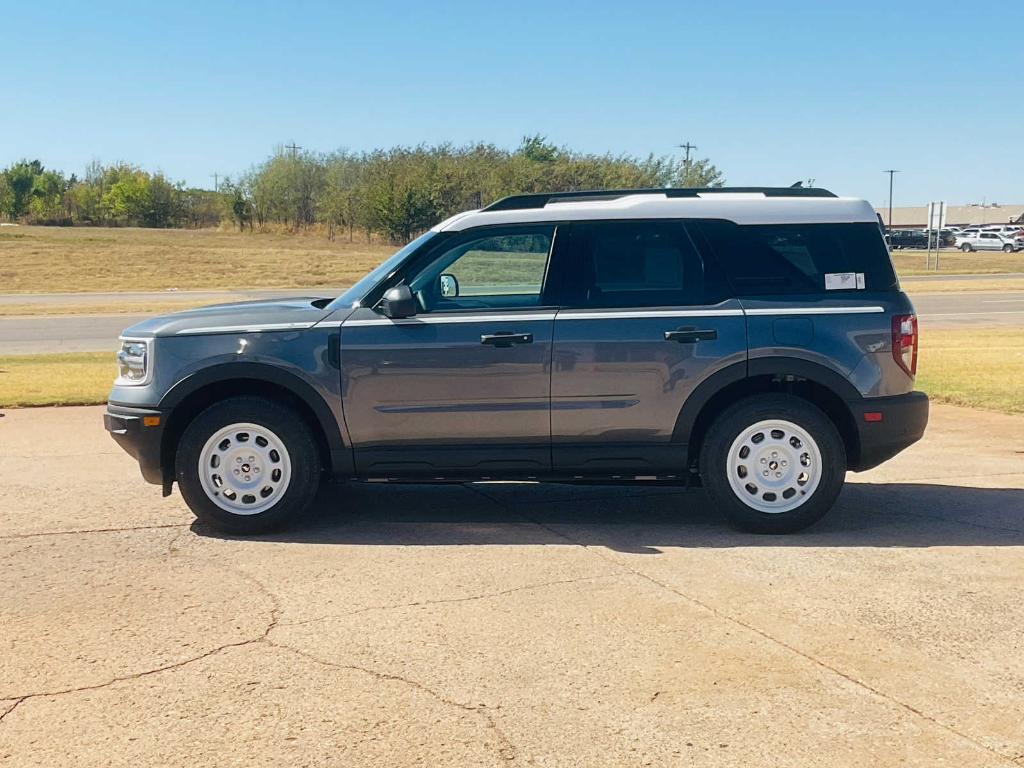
285,142,302,157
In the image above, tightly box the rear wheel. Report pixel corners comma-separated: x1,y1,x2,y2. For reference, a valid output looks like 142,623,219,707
699,394,846,533
961,243,973,252
176,396,321,534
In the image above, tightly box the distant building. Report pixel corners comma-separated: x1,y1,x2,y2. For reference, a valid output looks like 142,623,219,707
875,204,1024,229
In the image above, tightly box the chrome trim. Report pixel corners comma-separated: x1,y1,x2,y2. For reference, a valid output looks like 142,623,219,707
343,312,558,327
557,309,744,320
175,321,317,335
744,306,885,316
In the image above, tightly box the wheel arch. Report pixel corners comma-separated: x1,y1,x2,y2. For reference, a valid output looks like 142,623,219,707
676,358,861,470
158,362,352,487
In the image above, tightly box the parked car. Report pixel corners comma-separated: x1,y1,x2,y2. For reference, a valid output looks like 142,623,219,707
980,225,1024,239
886,229,953,249
955,230,1020,252
105,187,928,535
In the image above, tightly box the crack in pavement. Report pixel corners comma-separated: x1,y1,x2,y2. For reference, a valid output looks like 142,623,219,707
265,639,517,763
275,573,621,629
0,523,189,541
0,557,282,727
464,484,1023,767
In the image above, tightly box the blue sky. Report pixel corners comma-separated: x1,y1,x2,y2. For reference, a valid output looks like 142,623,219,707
2,0,1021,206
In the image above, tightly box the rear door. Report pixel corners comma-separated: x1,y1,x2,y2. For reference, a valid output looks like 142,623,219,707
548,219,746,474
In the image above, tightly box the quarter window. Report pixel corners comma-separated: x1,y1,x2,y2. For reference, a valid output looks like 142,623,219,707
695,220,898,295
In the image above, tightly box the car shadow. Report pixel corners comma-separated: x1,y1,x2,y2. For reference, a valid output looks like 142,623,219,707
192,480,1024,552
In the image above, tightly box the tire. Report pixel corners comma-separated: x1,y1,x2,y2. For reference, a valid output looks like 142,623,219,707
699,394,847,534
175,396,321,534
961,243,973,252
1003,244,1014,253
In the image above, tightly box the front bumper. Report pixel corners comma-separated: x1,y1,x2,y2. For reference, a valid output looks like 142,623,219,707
848,391,929,471
103,404,167,486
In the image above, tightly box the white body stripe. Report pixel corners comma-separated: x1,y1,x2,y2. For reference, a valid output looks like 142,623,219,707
172,307,888,335
175,321,316,335
744,306,884,316
556,309,744,320
336,306,884,329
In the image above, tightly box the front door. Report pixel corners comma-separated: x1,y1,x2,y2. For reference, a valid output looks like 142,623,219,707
341,225,560,476
549,220,747,474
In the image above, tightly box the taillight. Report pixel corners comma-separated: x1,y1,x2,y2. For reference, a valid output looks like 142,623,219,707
892,314,918,377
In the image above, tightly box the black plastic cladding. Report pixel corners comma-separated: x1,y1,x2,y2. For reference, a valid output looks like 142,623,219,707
483,187,838,211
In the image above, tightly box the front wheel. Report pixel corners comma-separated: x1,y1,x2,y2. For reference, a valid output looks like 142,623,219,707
961,243,973,252
699,394,846,534
1003,243,1014,253
176,396,322,534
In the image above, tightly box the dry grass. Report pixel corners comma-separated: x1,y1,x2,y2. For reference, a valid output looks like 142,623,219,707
0,226,394,293
0,352,114,407
891,249,1024,277
916,328,1024,414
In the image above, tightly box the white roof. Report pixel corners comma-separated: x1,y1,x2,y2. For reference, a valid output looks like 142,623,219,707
433,192,878,232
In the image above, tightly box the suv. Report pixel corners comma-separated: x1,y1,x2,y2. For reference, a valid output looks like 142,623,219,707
955,230,1020,252
886,229,953,249
105,187,929,535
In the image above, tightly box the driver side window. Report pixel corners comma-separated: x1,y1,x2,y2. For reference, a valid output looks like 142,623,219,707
409,226,554,312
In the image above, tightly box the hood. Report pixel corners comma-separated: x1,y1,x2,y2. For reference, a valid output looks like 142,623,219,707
120,297,342,338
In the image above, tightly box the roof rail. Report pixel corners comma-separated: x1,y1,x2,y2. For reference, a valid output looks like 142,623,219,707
483,186,837,212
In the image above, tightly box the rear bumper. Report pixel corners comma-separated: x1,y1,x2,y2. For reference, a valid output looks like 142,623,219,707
848,391,929,471
103,404,166,486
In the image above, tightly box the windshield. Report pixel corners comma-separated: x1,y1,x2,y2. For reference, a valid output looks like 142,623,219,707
326,231,437,311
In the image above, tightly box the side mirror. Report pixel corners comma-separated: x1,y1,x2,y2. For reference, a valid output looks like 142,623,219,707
379,284,417,319
439,273,460,298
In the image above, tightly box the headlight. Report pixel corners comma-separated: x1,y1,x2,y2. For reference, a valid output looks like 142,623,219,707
116,338,152,385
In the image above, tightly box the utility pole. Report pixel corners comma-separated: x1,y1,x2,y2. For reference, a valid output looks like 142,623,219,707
210,173,218,193
285,142,302,157
883,170,900,233
677,142,697,185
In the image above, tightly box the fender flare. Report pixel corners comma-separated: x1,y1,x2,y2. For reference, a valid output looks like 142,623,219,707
673,357,862,442
159,362,349,469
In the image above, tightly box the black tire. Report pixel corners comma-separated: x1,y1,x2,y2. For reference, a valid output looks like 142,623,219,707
175,396,321,534
698,394,846,534
1002,243,1014,253
961,243,972,252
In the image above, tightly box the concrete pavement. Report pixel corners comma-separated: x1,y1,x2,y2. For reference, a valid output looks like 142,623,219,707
3,291,1024,354
1,403,1022,765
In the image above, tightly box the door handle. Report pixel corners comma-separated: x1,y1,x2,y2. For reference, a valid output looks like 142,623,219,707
481,331,533,347
664,328,718,343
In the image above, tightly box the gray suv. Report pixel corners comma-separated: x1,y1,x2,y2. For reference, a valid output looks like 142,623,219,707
105,187,928,535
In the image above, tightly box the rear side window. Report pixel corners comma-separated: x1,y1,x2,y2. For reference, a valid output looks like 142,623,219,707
695,220,898,295
565,220,729,308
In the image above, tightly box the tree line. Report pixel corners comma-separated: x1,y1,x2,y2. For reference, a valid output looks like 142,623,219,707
0,136,723,242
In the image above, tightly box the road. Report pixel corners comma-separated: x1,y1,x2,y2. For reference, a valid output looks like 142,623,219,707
2,290,1023,354
1,403,1022,766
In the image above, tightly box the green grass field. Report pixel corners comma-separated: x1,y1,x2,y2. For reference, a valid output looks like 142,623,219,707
3,329,1021,414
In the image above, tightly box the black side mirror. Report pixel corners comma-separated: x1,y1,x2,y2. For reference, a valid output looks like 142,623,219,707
379,284,417,319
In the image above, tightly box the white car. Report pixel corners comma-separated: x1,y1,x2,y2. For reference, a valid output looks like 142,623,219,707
955,230,1020,252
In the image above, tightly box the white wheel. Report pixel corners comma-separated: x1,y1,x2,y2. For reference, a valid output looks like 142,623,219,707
198,422,292,515
726,419,822,514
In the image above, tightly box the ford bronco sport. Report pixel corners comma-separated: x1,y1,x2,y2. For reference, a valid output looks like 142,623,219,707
105,187,929,534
